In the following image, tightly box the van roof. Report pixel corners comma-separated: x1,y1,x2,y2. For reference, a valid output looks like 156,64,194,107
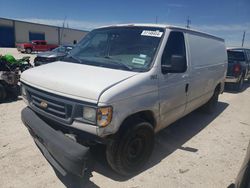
98,23,224,42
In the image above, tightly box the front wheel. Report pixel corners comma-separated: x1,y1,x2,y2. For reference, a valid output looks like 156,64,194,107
25,48,32,54
106,118,154,176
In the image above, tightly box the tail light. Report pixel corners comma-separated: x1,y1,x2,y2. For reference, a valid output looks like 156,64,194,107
233,64,241,76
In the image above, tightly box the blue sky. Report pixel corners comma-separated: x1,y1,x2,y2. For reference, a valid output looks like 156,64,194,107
0,0,249,47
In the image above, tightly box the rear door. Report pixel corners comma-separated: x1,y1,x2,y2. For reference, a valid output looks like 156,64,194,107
159,31,189,128
227,50,246,76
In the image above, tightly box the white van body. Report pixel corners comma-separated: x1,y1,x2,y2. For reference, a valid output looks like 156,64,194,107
21,24,227,176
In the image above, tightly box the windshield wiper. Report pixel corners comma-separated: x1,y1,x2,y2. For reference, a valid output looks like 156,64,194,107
103,56,133,71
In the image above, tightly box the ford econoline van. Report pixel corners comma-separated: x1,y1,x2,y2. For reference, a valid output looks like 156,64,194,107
21,24,227,176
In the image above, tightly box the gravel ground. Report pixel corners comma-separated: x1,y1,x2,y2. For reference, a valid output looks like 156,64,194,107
0,48,249,188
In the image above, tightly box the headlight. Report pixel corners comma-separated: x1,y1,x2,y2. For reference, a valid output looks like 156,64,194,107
97,106,113,127
82,106,113,127
83,107,96,122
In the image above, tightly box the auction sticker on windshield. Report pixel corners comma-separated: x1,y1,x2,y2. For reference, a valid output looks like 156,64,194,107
132,58,145,65
141,30,163,37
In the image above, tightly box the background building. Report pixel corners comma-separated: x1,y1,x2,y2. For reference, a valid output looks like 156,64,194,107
0,17,88,47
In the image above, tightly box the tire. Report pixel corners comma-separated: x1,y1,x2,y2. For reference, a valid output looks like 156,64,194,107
6,86,19,100
106,118,154,176
0,83,7,102
201,88,219,114
234,76,244,91
25,48,32,54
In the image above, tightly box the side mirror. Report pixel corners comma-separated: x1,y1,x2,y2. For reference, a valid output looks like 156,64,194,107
162,55,186,73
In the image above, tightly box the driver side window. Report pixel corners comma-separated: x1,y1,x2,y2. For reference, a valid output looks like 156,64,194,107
161,31,186,70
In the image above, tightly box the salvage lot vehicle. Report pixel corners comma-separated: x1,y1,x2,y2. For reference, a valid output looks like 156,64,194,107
0,70,19,101
0,54,32,101
234,141,250,188
16,40,58,54
20,24,227,177
34,45,74,66
225,48,250,91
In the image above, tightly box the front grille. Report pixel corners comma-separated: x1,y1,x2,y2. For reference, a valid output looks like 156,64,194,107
27,87,73,122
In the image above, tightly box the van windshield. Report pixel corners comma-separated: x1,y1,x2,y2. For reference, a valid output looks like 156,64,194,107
63,27,164,72
227,50,245,62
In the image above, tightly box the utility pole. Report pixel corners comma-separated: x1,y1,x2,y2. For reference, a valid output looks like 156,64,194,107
241,31,246,47
60,16,67,45
186,16,191,29
155,16,158,24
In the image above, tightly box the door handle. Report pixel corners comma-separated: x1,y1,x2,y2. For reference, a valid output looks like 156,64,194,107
185,83,189,93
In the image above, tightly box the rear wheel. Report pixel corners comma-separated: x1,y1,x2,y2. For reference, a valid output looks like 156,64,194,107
0,83,7,102
106,118,154,176
25,48,32,54
201,87,220,114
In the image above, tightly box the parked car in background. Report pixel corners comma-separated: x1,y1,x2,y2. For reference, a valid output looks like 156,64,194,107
234,141,250,188
225,48,250,91
16,40,58,54
20,24,227,177
34,45,74,66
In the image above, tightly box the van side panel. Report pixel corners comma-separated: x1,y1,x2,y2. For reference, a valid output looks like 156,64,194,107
185,33,227,115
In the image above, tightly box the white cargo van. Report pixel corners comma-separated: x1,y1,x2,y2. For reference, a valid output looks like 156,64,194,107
21,24,227,176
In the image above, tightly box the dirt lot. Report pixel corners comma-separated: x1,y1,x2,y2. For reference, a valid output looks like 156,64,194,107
0,48,250,188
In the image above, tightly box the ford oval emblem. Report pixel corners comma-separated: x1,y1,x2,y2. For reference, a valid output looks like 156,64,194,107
40,101,48,109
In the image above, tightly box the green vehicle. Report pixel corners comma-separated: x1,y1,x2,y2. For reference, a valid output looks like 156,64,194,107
0,54,32,101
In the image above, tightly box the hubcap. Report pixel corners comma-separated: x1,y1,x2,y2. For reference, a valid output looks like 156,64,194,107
127,137,143,159
125,134,145,164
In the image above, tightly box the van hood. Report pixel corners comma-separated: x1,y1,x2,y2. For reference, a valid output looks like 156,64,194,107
21,61,137,103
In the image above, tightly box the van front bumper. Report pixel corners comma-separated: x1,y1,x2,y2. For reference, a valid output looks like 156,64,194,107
21,107,90,177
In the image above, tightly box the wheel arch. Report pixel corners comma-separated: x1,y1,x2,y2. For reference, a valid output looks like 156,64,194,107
118,110,157,133
215,81,224,94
